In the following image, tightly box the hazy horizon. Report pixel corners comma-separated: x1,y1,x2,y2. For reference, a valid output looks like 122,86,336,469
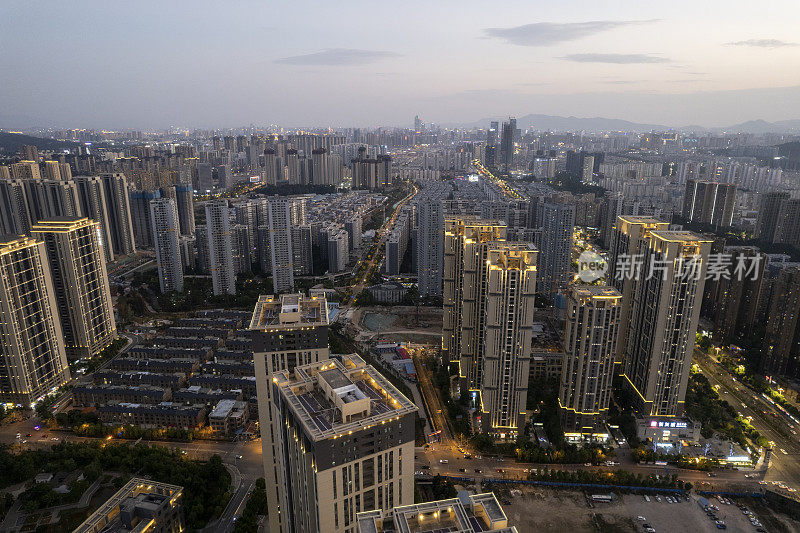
3,0,800,130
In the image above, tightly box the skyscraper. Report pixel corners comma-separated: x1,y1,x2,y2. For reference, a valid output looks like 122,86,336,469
538,203,575,298
10,161,41,180
30,218,117,360
250,294,332,533
475,242,537,439
760,267,800,378
0,178,32,235
416,200,444,297
0,235,71,406
73,176,115,262
609,216,669,366
149,198,184,293
130,189,160,248
681,179,737,228
19,145,39,162
267,196,307,294
205,199,236,295
312,147,330,186
270,354,417,533
100,173,137,256
499,118,516,173
623,231,712,417
755,191,790,242
172,183,195,236
442,216,506,365
559,286,621,442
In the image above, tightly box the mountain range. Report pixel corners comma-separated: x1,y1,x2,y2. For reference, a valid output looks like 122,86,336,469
452,114,800,134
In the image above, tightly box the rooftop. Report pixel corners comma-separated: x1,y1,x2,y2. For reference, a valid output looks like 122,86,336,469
650,230,713,244
73,478,182,533
274,354,417,441
356,492,516,533
249,293,329,330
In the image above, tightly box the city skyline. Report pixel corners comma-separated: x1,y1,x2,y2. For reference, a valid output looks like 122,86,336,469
2,1,800,129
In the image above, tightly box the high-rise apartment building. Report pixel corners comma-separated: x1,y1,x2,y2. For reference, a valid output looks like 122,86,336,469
270,354,417,533
0,179,32,235
760,267,800,378
608,216,669,366
710,247,765,346
172,183,195,236
755,191,790,242
559,286,621,442
30,218,117,361
10,161,41,180
267,196,307,293
149,198,184,293
100,173,137,256
475,242,537,439
0,236,71,406
416,200,444,297
19,145,39,162
205,199,236,295
537,203,575,298
250,294,331,533
312,147,331,186
681,179,737,227
73,176,114,262
623,231,712,417
130,189,160,248
499,118,515,172
442,216,506,364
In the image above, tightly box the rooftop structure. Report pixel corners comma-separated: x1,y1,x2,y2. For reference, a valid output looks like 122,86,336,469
249,293,329,330
74,478,183,533
273,353,417,440
357,492,517,533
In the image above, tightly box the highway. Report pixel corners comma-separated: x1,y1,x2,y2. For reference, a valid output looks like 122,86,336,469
694,349,800,492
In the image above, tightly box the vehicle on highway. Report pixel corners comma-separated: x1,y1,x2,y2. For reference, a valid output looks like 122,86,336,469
458,468,466,473
474,469,482,473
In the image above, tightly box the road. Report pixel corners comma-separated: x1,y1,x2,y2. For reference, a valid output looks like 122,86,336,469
412,350,454,447
694,349,800,492
341,184,418,311
414,446,757,490
472,160,523,200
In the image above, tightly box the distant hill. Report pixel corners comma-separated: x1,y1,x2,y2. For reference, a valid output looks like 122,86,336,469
451,114,800,134
0,131,78,157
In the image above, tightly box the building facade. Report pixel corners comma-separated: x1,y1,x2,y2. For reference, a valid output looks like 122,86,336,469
150,198,184,293
559,286,621,442
0,236,71,406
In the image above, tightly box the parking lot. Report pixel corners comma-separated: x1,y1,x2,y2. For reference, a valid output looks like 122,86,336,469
491,485,799,533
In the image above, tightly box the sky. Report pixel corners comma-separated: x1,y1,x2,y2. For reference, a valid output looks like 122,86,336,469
2,0,800,130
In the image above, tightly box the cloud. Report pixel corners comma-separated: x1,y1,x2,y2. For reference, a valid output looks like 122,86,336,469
561,53,669,64
726,39,797,48
275,48,400,66
483,20,657,47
